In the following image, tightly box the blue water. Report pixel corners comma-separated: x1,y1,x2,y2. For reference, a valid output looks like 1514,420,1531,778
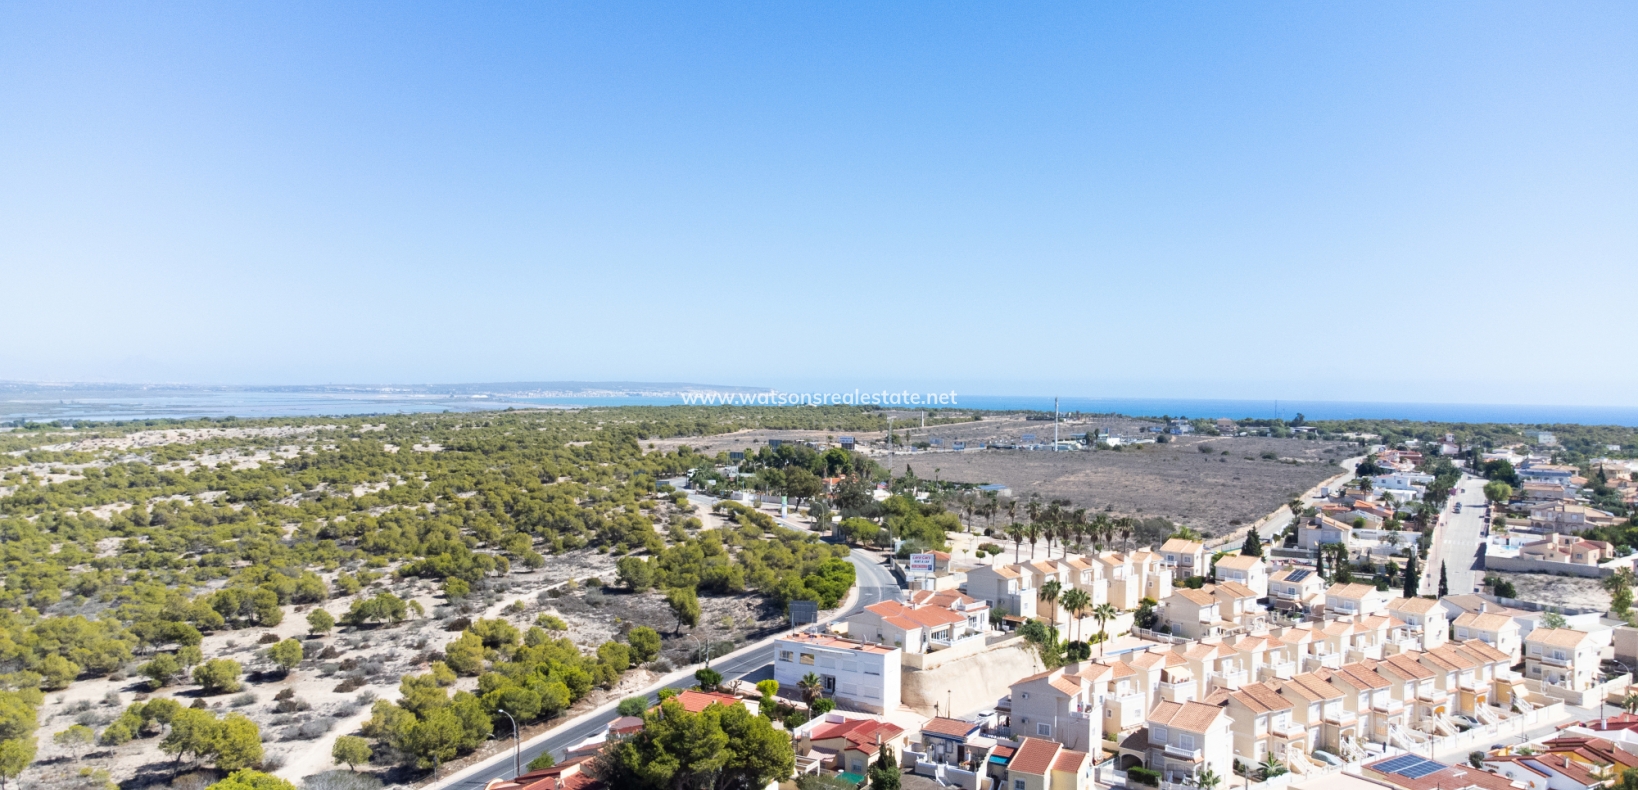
3,387,1635,427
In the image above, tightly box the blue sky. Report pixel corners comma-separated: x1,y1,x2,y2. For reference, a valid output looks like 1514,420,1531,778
2,3,1634,404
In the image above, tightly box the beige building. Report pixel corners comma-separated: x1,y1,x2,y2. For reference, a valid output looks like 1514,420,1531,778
1005,736,1095,790
967,564,1037,618
1143,700,1233,787
1277,671,1351,755
845,595,981,655
1268,567,1325,613
1161,538,1208,580
1453,611,1522,663
1213,553,1269,597
1528,504,1618,530
1324,583,1394,619
1370,651,1444,721
1322,662,1403,746
1224,682,1304,766
1524,628,1600,691
1384,597,1449,653
1010,666,1102,751
1519,532,1613,565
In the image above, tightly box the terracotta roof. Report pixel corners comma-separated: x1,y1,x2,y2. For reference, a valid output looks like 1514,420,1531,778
1422,645,1479,672
1053,749,1091,773
1009,737,1062,776
1280,672,1345,701
1456,639,1510,664
1527,628,1594,648
1229,682,1293,713
921,717,981,738
863,600,966,629
1096,661,1137,679
1161,539,1204,553
1214,554,1264,571
809,717,904,756
1124,650,1168,669
909,589,982,608
1454,609,1513,629
1148,699,1227,732
1174,588,1219,606
1326,583,1379,598
987,565,1022,578
1366,756,1519,790
671,690,744,713
1375,653,1435,680
1331,662,1391,690
1386,597,1441,615
1271,567,1319,583
1216,581,1258,599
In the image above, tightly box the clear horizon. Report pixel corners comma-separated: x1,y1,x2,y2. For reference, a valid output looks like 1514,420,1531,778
3,3,1635,405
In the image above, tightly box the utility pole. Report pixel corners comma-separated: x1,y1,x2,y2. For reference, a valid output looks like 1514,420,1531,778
1054,397,1060,451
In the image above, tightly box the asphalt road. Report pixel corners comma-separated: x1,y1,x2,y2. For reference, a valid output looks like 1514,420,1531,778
442,544,901,788
1422,475,1489,596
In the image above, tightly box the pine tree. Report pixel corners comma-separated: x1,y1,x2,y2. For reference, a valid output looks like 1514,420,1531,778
1438,561,1449,598
1242,530,1263,559
1403,552,1419,599
868,744,901,790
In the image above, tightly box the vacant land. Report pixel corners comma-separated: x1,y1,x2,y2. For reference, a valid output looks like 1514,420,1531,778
1507,573,1610,612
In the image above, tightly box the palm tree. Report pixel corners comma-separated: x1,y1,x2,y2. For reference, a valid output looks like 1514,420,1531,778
1025,523,1042,559
1007,523,1025,563
1093,602,1119,657
1061,589,1091,643
798,672,823,706
1192,765,1223,790
1258,756,1288,781
1622,692,1638,715
1041,580,1062,626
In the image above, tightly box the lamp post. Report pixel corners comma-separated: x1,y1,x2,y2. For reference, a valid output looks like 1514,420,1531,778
497,708,520,778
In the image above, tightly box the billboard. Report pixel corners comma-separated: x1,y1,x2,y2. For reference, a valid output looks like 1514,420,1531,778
789,600,819,626
908,553,936,572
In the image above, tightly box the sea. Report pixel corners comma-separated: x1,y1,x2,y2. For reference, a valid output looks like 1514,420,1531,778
3,385,1636,427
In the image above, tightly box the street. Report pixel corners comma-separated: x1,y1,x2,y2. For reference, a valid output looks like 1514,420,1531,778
440,544,901,789
1422,475,1489,596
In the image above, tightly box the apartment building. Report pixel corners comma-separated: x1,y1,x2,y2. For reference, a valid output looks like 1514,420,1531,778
1143,700,1234,787
773,632,901,714
1005,736,1096,790
1525,628,1601,691
1385,597,1449,653
1161,538,1208,580
1213,553,1269,597
1453,611,1522,663
968,564,1038,619
1010,666,1102,751
1224,682,1304,766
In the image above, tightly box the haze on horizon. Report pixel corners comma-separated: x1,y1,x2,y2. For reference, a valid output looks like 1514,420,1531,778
2,3,1635,406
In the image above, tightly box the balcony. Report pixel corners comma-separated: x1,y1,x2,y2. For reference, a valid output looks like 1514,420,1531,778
1303,653,1343,672
1323,708,1358,726
928,630,984,651
1209,670,1248,690
1417,687,1448,704
1163,744,1205,761
1458,677,1487,693
1159,680,1194,697
1260,660,1297,681
1532,653,1573,668
1271,720,1305,738
1371,697,1404,714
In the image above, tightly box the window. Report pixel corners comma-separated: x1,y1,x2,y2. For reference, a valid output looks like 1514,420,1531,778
1106,709,1112,718
779,651,793,662
800,653,815,665
1037,722,1052,736
1015,780,1027,790
1181,734,1195,750
1020,692,1029,700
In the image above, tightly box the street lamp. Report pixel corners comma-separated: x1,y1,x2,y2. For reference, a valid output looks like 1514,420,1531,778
497,708,520,778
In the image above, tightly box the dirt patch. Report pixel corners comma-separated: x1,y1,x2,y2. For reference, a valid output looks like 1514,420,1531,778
546,586,790,666
1506,573,1611,611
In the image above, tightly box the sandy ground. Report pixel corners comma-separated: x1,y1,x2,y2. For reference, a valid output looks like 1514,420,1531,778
1505,573,1611,611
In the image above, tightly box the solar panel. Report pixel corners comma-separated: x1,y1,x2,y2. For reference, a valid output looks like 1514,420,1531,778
1286,569,1311,582
1400,760,1445,779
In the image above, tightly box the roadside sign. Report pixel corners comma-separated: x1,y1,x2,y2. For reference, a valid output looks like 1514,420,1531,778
789,600,819,627
729,451,745,461
1022,434,1036,442
908,553,936,572
953,441,965,450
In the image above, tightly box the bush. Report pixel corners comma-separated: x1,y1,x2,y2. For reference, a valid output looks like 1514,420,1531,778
617,696,649,717
1130,767,1161,786
231,693,257,708
302,770,383,790
626,626,661,664
194,659,244,694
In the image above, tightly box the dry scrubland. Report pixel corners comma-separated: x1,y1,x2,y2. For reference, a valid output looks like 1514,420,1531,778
0,407,867,790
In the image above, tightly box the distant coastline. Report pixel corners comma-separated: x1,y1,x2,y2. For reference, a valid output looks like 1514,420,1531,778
2,382,1636,427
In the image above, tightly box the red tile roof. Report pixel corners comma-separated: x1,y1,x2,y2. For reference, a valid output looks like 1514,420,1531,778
670,690,743,713
1009,737,1062,776
809,717,905,756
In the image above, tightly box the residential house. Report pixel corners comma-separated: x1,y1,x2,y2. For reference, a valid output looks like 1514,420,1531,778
1161,539,1208,580
1486,734,1638,790
1529,504,1618,531
1175,641,1252,695
1010,666,1102,751
1520,533,1614,565
1386,597,1450,653
1268,567,1326,613
846,599,973,655
1143,700,1234,787
1216,582,1269,634
1365,756,1519,790
1321,663,1403,746
919,717,985,768
1325,583,1394,619
1520,462,1578,486
1298,516,1354,551
800,715,907,777
1223,682,1304,766
1005,736,1095,790
483,756,598,790
773,632,901,714
1417,644,1486,717
1453,611,1523,663
1213,554,1269,598
1162,588,1235,641
1097,553,1142,610
1521,482,1575,503
1371,651,1444,722
1060,556,1110,608
907,589,992,634
968,564,1038,619
1277,671,1351,755
1525,628,1601,691
1124,649,1197,713
1131,549,1175,603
